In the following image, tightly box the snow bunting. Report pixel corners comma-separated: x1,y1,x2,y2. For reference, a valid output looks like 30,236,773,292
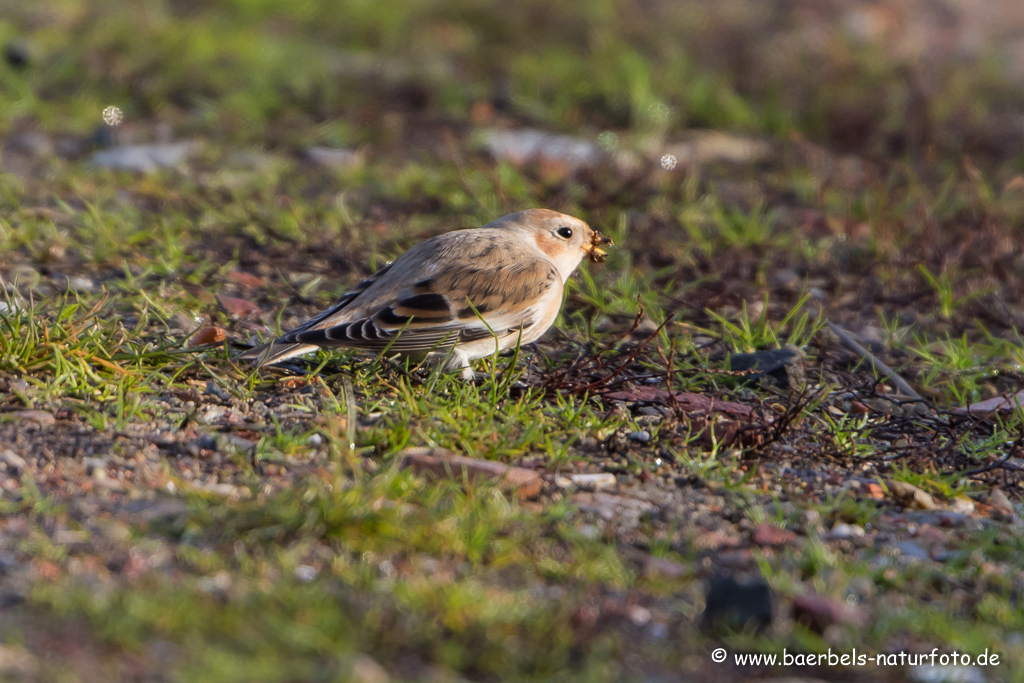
242,209,612,378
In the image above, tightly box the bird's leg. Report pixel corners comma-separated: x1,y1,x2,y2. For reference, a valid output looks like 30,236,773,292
439,349,482,382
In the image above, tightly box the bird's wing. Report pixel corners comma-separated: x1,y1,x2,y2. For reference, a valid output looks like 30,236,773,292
236,261,398,364
282,261,396,336
277,256,561,353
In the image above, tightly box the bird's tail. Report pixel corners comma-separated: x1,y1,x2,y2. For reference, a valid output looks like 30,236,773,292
237,342,319,366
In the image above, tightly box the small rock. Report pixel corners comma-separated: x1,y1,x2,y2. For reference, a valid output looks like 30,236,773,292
662,131,772,167
888,481,938,510
570,472,617,491
634,317,660,336
949,496,975,514
573,492,657,523
3,41,31,70
201,405,227,423
643,556,689,579
751,522,798,547
726,344,807,390
808,287,828,301
848,576,876,600
988,489,1014,513
294,565,318,582
626,605,652,626
792,593,866,632
867,398,901,415
226,270,264,288
0,643,39,678
399,447,542,499
54,275,96,293
480,128,605,170
849,400,871,414
952,390,1024,417
220,435,255,452
603,388,752,417
82,457,108,475
204,381,232,401
637,406,664,418
828,522,865,540
773,268,800,292
349,654,389,683
801,510,823,533
893,540,929,562
694,528,742,551
648,621,669,639
196,572,231,594
628,430,651,443
308,147,363,171
196,482,241,498
1,450,28,472
171,311,202,334
12,410,55,427
121,497,190,526
91,142,198,172
702,576,773,631
188,326,227,347
218,294,261,318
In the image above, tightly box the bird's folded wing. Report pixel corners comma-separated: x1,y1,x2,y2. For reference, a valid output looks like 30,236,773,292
276,257,561,352
285,261,396,336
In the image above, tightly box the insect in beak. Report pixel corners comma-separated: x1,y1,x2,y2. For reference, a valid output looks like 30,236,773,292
584,231,613,263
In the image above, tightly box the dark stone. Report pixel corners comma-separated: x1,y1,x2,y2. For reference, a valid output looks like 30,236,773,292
3,41,30,69
726,344,806,389
204,381,232,401
91,124,115,149
701,575,773,632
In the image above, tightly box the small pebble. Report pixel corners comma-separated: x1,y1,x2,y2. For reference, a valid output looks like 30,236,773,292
894,540,929,562
988,488,1013,512
14,410,55,427
295,565,318,582
648,622,669,639
83,457,108,475
628,430,651,443
349,654,389,683
828,522,865,540
627,605,651,626
1,450,28,472
949,497,975,514
570,473,617,491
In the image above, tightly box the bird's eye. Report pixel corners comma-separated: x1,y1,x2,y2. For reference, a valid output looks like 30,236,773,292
556,226,573,239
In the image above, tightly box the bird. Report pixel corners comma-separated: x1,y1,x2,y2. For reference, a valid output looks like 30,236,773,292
240,209,612,379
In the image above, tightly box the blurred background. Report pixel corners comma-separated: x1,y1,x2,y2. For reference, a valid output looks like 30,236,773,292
4,0,1024,154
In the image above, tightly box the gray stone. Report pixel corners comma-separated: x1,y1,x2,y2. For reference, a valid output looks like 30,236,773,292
91,142,198,172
